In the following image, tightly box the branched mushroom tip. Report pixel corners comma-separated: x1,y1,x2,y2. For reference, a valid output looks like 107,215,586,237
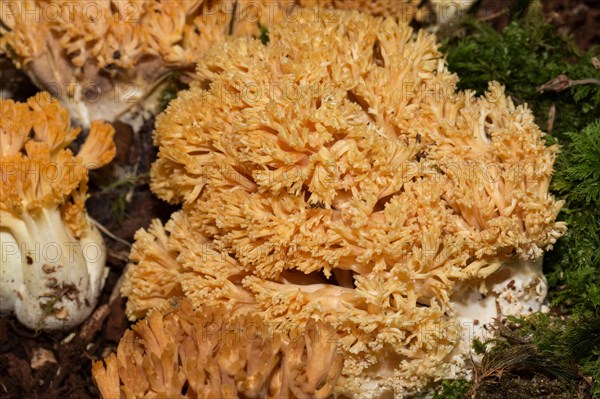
97,8,563,399
0,92,116,330
92,298,343,399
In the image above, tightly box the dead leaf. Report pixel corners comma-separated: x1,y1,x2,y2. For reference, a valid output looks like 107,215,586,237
547,103,556,134
30,348,57,370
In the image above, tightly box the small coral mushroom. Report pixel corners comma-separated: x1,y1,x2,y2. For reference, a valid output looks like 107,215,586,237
0,93,115,330
117,9,565,398
93,298,343,398
0,0,425,128
0,0,232,127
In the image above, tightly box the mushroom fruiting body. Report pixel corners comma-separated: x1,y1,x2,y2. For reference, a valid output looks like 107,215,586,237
115,9,565,398
0,93,115,330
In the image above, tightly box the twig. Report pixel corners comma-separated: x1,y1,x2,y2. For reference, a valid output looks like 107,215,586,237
537,74,600,93
478,7,509,22
89,218,131,247
78,304,110,342
107,248,130,263
547,103,556,134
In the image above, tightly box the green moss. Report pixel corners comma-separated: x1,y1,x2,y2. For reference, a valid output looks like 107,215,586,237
546,121,600,318
432,379,470,399
553,120,600,206
158,71,188,111
100,172,149,222
259,25,270,45
565,318,600,397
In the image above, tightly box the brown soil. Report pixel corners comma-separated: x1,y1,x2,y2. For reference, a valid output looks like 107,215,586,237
476,0,600,52
543,0,600,51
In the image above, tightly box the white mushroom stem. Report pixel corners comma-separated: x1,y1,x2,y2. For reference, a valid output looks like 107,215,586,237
452,257,547,343
0,208,107,330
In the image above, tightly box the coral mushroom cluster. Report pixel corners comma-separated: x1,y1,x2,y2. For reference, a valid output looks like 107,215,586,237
94,8,566,398
0,0,425,127
0,93,115,330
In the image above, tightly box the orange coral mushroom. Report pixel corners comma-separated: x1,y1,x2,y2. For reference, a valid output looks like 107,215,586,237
0,93,115,330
